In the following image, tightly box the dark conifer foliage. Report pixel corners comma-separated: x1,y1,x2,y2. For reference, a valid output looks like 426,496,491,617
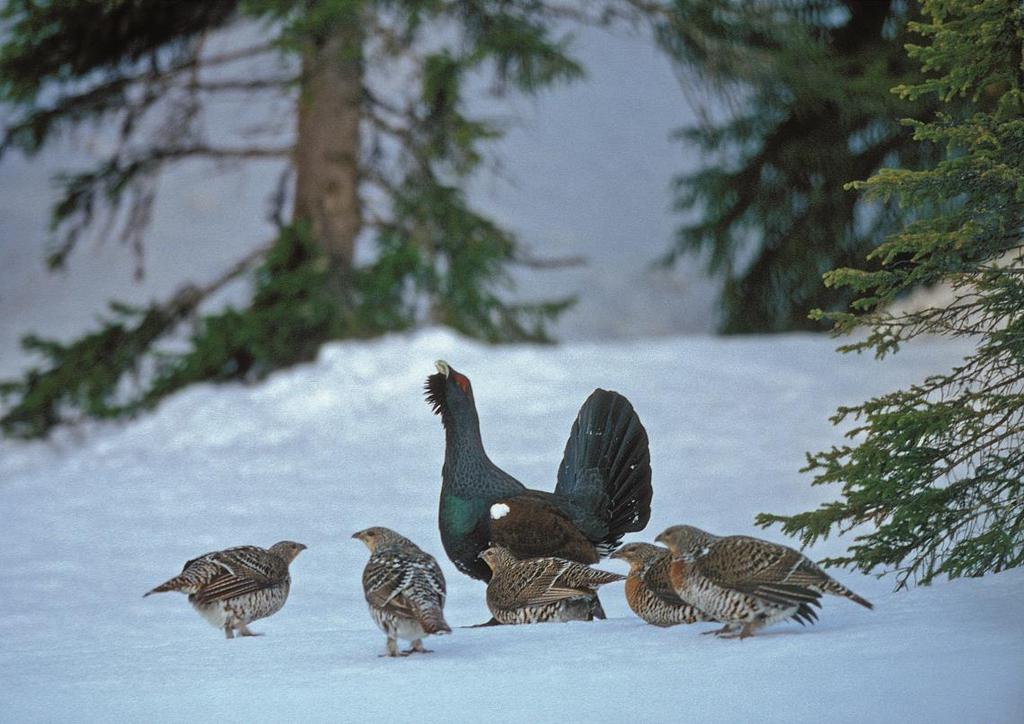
655,0,940,332
0,0,659,438
757,0,1024,587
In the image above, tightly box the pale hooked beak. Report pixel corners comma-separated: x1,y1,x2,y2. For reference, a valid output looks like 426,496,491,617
435,360,450,377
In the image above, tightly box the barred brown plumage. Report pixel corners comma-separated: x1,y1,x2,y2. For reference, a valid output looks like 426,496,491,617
479,546,624,624
610,542,712,627
144,541,306,638
353,527,450,657
656,525,871,639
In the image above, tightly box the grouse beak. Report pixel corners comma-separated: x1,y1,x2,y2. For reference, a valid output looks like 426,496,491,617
609,549,624,560
654,532,666,545
297,543,308,551
435,360,450,377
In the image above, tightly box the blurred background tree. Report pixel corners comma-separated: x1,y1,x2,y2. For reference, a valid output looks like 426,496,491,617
757,0,1024,586
655,0,941,333
0,0,661,438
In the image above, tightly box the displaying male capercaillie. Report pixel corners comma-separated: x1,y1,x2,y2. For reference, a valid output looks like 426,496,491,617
353,527,451,656
479,546,625,624
610,542,712,627
144,541,306,638
426,361,653,583
656,525,872,639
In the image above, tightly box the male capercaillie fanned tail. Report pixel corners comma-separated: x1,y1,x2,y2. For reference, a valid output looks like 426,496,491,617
426,361,653,582
555,389,652,556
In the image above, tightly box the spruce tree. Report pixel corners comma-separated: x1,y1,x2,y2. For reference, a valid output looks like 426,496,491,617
0,0,649,439
653,0,940,333
756,0,1024,587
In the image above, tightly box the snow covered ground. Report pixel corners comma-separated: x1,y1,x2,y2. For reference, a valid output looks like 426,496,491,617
1,331,1021,723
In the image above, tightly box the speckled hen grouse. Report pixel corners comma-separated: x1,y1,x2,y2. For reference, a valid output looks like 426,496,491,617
425,361,653,583
144,541,305,638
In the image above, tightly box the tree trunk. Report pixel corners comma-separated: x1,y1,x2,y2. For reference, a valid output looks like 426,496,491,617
293,21,363,278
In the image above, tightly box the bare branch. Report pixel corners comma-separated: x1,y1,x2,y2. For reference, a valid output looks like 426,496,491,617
187,77,299,93
146,144,293,161
513,250,587,269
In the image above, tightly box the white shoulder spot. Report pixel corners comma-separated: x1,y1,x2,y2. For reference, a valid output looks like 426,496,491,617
490,503,511,520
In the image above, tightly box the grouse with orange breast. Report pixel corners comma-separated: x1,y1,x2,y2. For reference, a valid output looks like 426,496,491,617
425,361,653,582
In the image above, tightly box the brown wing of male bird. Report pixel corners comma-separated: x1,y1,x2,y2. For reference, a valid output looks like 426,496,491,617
488,493,600,565
697,538,823,612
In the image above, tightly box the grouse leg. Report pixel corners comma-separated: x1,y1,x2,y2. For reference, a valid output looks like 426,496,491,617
404,638,433,654
380,637,409,657
224,624,235,639
702,623,738,637
236,623,263,637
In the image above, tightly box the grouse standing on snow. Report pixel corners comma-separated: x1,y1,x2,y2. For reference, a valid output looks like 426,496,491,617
144,541,306,638
610,542,711,627
479,546,625,624
425,361,653,583
353,527,451,656
656,525,872,639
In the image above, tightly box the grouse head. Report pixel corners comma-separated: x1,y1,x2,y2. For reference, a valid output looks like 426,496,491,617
425,360,479,429
352,526,409,553
610,542,667,572
655,525,715,562
478,545,516,572
269,540,307,563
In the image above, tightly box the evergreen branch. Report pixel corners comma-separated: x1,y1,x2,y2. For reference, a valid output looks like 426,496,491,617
0,240,271,439
759,0,1024,587
1,41,279,156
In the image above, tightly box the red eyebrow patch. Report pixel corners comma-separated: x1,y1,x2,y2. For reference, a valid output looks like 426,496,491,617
452,372,472,395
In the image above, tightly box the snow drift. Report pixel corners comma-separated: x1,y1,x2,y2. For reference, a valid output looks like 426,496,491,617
1,330,1021,722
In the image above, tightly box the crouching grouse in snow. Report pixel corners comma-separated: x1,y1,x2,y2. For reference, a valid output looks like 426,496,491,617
425,361,653,582
144,541,306,638
479,546,624,624
656,525,872,639
610,542,712,627
353,527,451,656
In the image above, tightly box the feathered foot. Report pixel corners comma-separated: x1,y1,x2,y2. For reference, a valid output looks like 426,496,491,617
712,623,759,640
701,624,738,637
236,623,263,637
380,637,409,657
404,638,433,654
737,623,758,640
